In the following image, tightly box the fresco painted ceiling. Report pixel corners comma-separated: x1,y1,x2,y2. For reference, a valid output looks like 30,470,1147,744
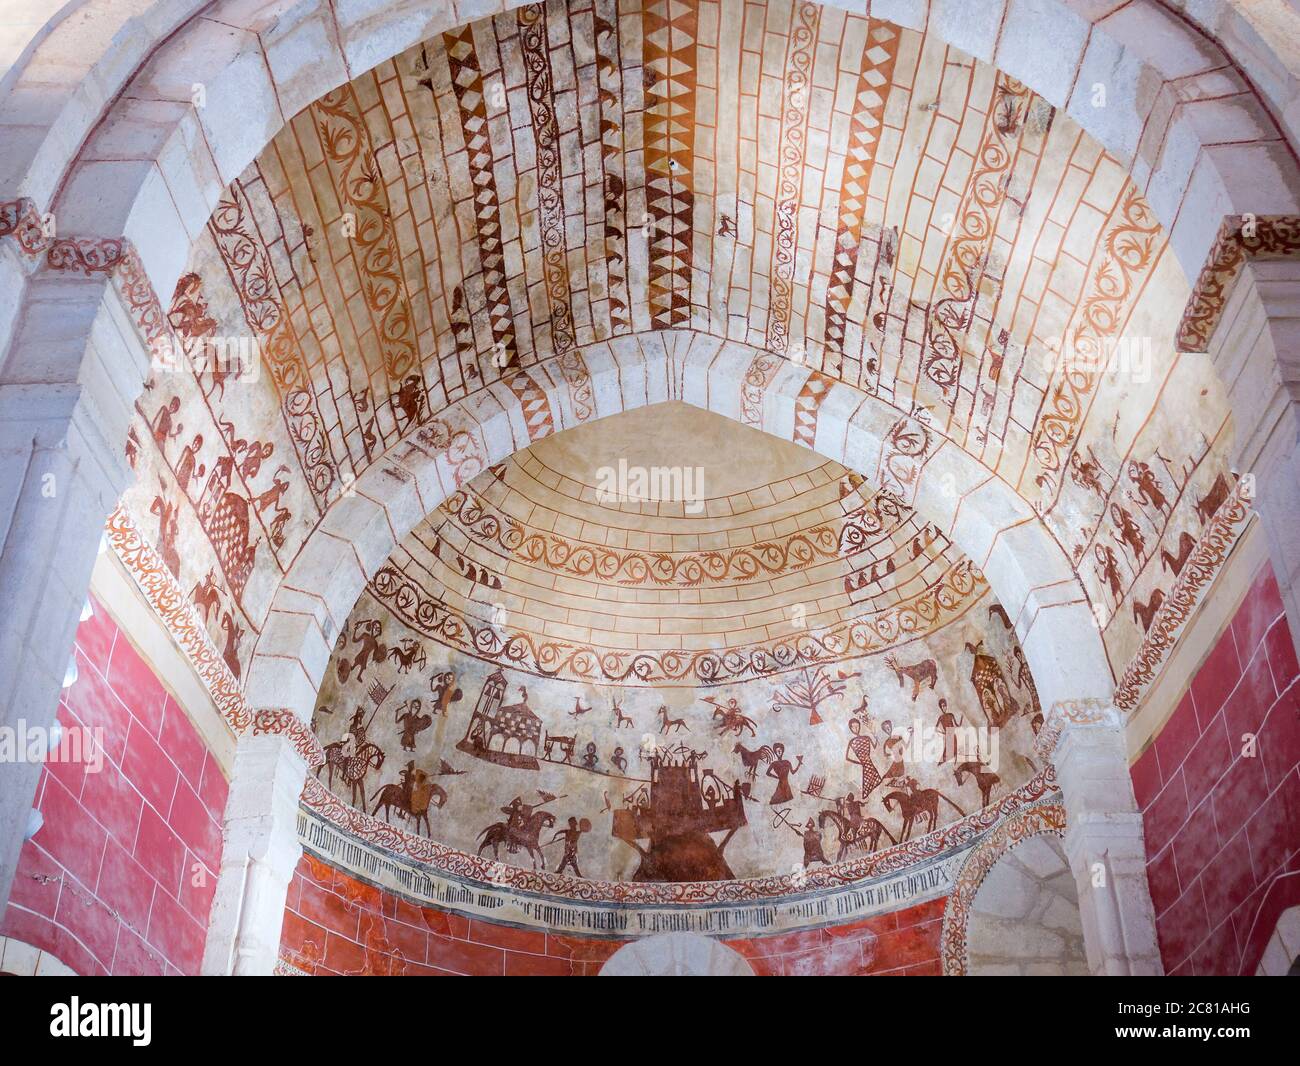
110,0,1243,881
312,404,1043,881
121,0,1234,696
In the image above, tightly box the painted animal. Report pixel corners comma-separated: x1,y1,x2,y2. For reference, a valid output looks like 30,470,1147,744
818,809,896,860
1133,588,1166,633
954,761,1000,807
569,698,593,718
1160,530,1196,576
219,610,243,680
150,493,182,579
318,741,385,808
613,699,634,728
370,772,447,837
884,653,938,700
883,783,965,841
190,569,221,624
732,742,774,779
387,638,427,674
711,704,757,737
1194,472,1231,525
657,706,687,734
477,810,556,870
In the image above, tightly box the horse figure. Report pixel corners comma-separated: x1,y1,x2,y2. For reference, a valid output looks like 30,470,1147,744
954,761,1000,807
477,810,556,870
319,739,385,808
818,808,896,861
882,781,965,841
370,770,448,837
711,705,757,737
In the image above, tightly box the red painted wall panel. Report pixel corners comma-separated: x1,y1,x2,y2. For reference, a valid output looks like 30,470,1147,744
279,853,945,976
1131,563,1300,975
1,595,227,975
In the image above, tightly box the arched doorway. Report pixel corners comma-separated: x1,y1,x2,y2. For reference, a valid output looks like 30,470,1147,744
599,933,755,976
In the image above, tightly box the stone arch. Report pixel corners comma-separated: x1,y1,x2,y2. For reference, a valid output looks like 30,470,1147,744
0,0,1290,956
2,0,1296,331
938,801,1068,975
965,830,1087,976
242,333,1112,721
599,932,755,976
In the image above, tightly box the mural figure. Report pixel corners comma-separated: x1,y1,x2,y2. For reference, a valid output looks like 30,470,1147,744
883,777,965,841
196,455,258,603
656,705,688,733
880,721,912,785
883,653,938,700
394,698,433,752
766,743,803,805
429,670,462,716
704,696,757,737
965,640,1019,727
1110,503,1146,563
845,718,882,799
1094,543,1123,603
613,698,634,728
732,742,773,779
190,568,221,625
339,619,388,682
388,638,428,674
1129,459,1169,514
786,817,830,868
1133,588,1166,633
478,793,557,869
1194,472,1231,525
954,760,1000,807
370,760,447,836
1160,530,1197,577
546,816,591,876
150,492,182,579
935,698,962,765
219,610,243,680
818,793,896,861
174,433,206,494
319,704,387,808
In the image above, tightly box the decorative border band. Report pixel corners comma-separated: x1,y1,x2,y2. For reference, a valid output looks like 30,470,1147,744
1177,214,1300,352
1113,477,1254,710
939,802,1067,975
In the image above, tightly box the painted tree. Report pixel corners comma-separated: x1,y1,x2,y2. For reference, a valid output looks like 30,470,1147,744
771,666,846,726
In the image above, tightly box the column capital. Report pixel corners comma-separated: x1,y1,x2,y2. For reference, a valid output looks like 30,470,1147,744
1033,697,1122,763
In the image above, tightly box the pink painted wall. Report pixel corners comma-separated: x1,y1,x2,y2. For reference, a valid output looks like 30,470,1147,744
1,594,228,975
1131,563,1300,975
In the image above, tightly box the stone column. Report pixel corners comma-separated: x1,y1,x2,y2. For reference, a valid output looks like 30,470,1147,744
1191,222,1300,660
0,269,146,915
1040,701,1163,975
202,731,308,976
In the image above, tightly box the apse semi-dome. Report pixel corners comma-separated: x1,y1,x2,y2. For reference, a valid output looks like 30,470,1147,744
310,404,1044,884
